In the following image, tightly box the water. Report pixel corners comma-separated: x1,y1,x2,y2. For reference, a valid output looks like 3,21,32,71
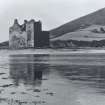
0,51,105,105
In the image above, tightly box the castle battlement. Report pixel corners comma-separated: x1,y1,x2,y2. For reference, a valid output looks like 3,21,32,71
9,19,49,49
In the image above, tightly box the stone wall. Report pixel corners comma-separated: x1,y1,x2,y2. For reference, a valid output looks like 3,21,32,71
26,20,35,48
9,19,50,49
9,31,27,49
9,19,27,49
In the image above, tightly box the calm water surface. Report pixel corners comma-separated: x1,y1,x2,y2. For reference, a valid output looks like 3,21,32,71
0,52,105,105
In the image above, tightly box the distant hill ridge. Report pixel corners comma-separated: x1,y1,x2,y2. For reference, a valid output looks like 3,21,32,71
2,8,105,48
50,8,105,38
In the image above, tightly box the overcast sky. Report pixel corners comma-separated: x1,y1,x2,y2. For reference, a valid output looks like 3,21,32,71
0,0,105,42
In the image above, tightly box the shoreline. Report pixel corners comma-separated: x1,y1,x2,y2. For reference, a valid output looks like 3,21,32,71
0,48,105,55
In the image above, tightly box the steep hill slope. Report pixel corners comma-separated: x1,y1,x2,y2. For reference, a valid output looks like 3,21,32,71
51,25,105,41
50,8,105,38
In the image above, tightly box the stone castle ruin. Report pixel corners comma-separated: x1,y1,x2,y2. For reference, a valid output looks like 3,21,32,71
9,19,49,49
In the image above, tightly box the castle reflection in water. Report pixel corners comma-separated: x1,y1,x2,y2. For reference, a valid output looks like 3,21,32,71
9,54,50,86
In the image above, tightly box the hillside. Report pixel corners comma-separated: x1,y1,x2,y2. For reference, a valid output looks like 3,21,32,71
50,8,105,38
51,25,105,41
0,41,9,49
50,25,105,48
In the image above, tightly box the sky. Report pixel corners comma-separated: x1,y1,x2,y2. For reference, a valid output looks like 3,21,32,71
0,0,105,42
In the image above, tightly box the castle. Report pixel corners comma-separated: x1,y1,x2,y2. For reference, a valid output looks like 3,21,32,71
9,19,49,49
